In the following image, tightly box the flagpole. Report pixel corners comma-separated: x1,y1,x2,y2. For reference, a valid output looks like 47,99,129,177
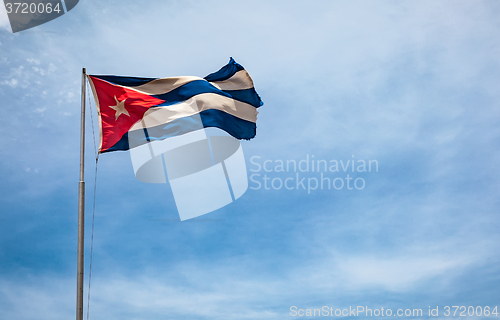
76,68,86,320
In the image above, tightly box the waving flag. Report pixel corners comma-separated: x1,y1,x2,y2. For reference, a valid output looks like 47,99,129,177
87,58,263,153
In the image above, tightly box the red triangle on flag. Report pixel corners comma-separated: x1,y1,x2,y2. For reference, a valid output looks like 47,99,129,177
88,76,165,152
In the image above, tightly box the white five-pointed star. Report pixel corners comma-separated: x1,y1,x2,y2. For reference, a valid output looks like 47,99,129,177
109,96,130,120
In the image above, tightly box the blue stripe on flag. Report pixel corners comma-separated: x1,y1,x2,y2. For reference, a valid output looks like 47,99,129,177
199,109,256,139
204,57,245,82
91,75,157,87
102,109,256,153
223,88,263,108
154,80,261,108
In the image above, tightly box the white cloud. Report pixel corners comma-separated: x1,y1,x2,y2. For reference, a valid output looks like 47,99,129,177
1,78,18,87
27,58,41,65
0,248,482,320
321,254,471,292
0,66,27,88
0,278,74,320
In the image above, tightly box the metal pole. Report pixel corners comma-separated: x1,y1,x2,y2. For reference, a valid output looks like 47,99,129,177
76,68,86,320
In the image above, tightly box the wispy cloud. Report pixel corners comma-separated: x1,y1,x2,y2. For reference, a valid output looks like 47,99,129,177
0,247,485,320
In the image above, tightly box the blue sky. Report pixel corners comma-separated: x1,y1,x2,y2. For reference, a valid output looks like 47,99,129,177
1,1,500,319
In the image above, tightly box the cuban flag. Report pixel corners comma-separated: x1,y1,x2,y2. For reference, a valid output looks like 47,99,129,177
87,58,263,153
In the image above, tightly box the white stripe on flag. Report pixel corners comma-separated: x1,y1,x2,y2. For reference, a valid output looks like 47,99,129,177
129,93,258,132
130,76,202,95
209,70,255,91
126,70,255,96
